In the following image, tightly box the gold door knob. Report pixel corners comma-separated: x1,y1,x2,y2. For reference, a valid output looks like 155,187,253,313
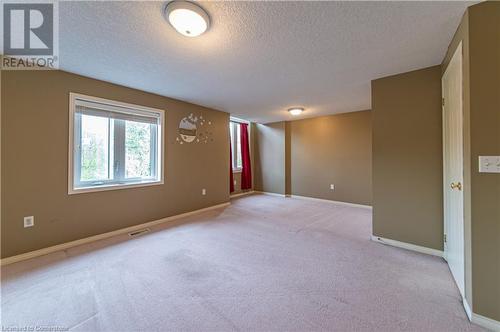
451,182,462,191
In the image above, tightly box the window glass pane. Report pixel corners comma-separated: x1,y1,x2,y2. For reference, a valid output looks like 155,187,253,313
72,95,163,193
229,122,234,144
125,121,152,179
236,124,242,168
229,122,235,168
80,114,111,181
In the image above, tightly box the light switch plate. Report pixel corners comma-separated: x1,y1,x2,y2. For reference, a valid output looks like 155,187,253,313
479,156,500,173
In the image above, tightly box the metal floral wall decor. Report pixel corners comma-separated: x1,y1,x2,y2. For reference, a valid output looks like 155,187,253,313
176,113,214,144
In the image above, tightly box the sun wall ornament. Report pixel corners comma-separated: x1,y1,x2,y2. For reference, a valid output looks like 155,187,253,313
176,113,214,144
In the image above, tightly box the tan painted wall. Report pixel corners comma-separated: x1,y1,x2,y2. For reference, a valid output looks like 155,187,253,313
441,2,500,321
290,111,372,205
255,113,372,205
468,3,500,320
442,1,500,321
372,66,444,251
1,70,230,258
254,122,286,195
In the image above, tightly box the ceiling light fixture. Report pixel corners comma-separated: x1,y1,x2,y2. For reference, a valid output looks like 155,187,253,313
163,1,210,37
288,107,304,116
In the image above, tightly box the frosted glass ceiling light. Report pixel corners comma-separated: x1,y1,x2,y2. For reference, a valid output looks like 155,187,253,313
288,108,304,116
164,1,210,37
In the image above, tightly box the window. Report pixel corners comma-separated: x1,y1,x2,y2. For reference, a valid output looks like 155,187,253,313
229,121,242,171
69,93,164,194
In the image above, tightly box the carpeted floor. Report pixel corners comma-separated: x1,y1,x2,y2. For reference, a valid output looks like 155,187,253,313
1,194,482,331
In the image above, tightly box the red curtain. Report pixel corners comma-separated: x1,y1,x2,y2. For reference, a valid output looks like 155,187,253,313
240,123,252,190
229,137,235,193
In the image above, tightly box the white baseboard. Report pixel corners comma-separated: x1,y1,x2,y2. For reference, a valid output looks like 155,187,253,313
472,312,500,332
254,191,286,197
371,235,443,257
1,202,230,266
373,238,499,330
254,192,373,210
291,194,372,210
464,297,500,331
230,190,255,199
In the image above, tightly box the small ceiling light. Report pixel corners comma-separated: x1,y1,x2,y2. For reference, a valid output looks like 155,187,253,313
163,1,210,37
288,107,304,116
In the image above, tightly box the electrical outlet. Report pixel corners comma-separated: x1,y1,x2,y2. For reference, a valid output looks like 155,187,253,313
24,216,34,228
330,184,335,191
202,188,206,195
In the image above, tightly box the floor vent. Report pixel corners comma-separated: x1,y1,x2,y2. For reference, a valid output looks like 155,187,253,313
128,228,151,237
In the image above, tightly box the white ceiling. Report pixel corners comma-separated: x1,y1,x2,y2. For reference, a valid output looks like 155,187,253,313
59,1,474,123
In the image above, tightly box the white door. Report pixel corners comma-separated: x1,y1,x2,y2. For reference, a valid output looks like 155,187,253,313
442,42,465,297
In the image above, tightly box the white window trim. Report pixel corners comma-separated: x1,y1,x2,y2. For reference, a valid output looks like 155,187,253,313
229,121,242,172
230,116,250,124
229,116,250,172
68,92,165,195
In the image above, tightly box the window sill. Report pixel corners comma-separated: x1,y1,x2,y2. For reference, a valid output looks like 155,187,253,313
232,168,242,173
69,179,163,195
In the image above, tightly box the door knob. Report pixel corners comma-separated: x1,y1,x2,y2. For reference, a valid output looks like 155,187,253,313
450,182,462,191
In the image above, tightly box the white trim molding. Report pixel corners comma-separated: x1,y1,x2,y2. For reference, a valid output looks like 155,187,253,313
291,194,372,210
1,202,230,266
229,116,250,124
372,237,500,331
230,190,255,199
68,92,166,195
254,191,287,197
465,297,500,331
471,312,500,332
254,192,373,210
371,235,444,257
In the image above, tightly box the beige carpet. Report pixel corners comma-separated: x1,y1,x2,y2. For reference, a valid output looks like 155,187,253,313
1,194,482,331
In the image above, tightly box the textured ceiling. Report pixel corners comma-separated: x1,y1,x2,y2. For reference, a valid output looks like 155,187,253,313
59,1,474,123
